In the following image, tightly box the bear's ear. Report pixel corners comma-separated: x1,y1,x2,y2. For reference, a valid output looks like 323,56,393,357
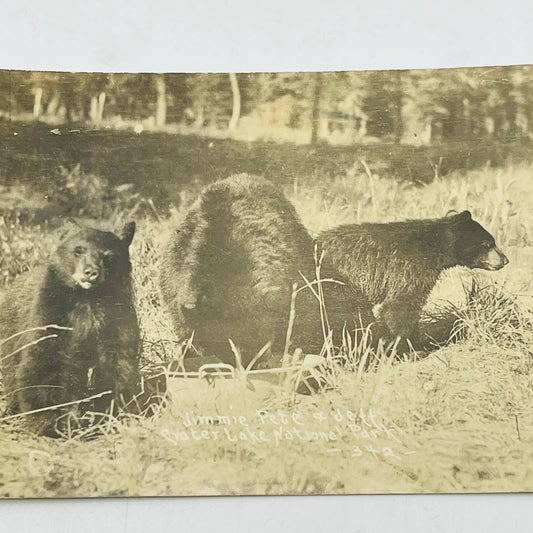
445,209,458,217
452,210,472,223
119,221,136,247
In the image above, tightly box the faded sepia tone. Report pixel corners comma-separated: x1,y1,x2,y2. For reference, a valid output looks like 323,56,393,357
0,67,531,497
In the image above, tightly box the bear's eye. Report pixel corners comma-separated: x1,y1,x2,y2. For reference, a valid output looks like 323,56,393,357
483,241,493,249
103,250,115,259
73,246,85,257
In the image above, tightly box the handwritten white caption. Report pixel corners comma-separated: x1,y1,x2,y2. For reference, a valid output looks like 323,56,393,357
161,408,416,460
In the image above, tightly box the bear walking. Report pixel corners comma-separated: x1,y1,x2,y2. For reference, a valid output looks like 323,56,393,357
159,174,374,365
160,175,509,363
0,221,140,436
316,210,509,350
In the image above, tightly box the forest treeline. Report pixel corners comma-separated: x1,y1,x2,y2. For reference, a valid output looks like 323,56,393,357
1,66,532,145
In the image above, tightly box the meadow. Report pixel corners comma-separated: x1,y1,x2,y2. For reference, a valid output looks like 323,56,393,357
0,144,532,497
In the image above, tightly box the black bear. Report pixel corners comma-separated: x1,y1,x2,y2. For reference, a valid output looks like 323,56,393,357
160,175,509,364
0,221,140,436
159,174,312,365
159,174,375,366
316,210,509,350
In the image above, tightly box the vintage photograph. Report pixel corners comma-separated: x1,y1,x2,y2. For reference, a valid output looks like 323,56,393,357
0,66,531,497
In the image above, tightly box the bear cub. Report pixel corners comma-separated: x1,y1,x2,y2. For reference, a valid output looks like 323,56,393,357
159,174,317,365
159,174,374,365
316,210,509,350
0,221,140,436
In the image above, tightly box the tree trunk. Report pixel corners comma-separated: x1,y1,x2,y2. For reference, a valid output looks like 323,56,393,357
391,71,404,144
310,72,322,144
502,79,517,140
97,91,106,123
463,98,472,138
46,92,60,117
449,98,465,139
33,87,42,119
64,93,75,124
194,106,205,128
155,74,167,128
89,92,106,124
90,96,98,122
228,73,241,131
422,118,432,144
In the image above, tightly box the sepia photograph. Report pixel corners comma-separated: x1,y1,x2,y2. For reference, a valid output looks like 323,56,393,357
0,66,532,498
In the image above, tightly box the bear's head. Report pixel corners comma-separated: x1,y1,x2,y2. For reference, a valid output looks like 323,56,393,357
448,210,509,271
53,221,136,291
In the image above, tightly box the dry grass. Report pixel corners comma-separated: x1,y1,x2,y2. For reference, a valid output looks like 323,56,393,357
0,162,532,497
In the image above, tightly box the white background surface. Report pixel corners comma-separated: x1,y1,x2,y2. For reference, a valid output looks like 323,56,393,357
1,1,533,531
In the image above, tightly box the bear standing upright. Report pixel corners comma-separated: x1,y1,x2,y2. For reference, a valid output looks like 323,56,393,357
0,221,140,436
316,210,509,349
159,174,375,365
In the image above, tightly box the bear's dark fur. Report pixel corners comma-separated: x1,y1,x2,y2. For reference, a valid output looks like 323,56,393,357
0,221,140,436
159,175,509,363
159,174,315,364
316,210,509,349
159,174,375,365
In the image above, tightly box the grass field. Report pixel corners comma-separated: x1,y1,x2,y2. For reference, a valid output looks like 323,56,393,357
0,155,532,497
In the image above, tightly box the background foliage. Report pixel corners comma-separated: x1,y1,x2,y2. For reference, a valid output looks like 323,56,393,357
2,66,533,144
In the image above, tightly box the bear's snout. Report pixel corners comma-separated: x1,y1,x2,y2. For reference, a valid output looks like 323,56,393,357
499,249,510,267
481,246,509,271
83,266,100,281
73,257,106,289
